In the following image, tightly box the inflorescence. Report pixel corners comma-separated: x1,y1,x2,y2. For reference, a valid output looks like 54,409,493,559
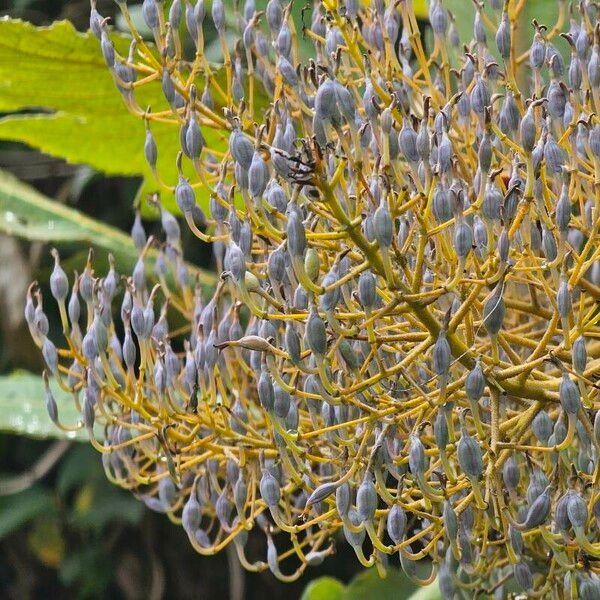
24,0,600,595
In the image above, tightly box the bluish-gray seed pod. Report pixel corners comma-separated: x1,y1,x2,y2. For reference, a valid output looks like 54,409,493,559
90,5,103,39
509,525,523,556
408,434,426,476
430,2,447,36
278,56,298,87
50,251,68,302
514,562,534,592
338,339,359,371
182,492,201,534
161,69,175,105
473,9,486,43
541,225,557,261
238,220,252,256
580,580,600,600
229,129,254,170
433,409,449,450
258,368,275,412
123,329,136,370
248,151,269,198
315,79,340,122
454,219,473,259
556,276,572,319
555,490,574,532
306,306,327,356
465,360,485,402
387,504,407,544
211,0,225,31
567,492,588,529
532,410,553,444
437,131,453,173
46,387,58,423
547,79,566,119
555,186,571,233
559,372,581,415
519,107,536,152
570,53,583,88
82,390,95,429
358,271,377,308
356,475,378,522
259,469,281,507
443,500,458,541
432,183,452,223
483,284,505,335
478,133,492,173
286,211,306,257
335,482,351,517
142,0,159,30
101,30,115,67
228,243,246,282
176,175,196,214
334,82,356,123
590,125,600,159
42,337,59,374
306,482,337,509
457,429,483,479
470,75,490,115
520,486,551,529
373,200,393,247
544,135,566,174
529,32,545,68
495,13,511,58
399,121,419,163
432,331,452,377
343,509,366,547
185,114,204,159
265,0,282,32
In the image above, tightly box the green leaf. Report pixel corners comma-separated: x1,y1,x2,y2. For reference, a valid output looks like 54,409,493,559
300,576,345,600
0,168,216,285
59,545,114,595
71,483,144,531
0,370,86,441
0,485,55,539
345,568,417,600
405,582,442,600
0,168,140,267
56,445,105,496
0,18,227,214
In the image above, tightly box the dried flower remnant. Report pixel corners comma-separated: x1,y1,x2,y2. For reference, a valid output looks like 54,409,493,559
27,0,600,594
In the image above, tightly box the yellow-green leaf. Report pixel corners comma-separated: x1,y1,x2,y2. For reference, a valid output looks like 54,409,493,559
0,18,226,214
0,168,215,285
0,371,85,440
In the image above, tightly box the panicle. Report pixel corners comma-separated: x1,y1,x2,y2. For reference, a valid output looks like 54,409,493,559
29,0,600,589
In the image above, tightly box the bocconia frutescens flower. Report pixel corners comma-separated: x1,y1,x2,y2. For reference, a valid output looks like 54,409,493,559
26,0,600,595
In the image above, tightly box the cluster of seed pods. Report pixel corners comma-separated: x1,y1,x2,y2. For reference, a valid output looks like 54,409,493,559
25,0,600,594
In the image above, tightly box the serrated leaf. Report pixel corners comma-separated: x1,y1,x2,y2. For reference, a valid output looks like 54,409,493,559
0,370,85,441
300,576,345,600
0,18,227,214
